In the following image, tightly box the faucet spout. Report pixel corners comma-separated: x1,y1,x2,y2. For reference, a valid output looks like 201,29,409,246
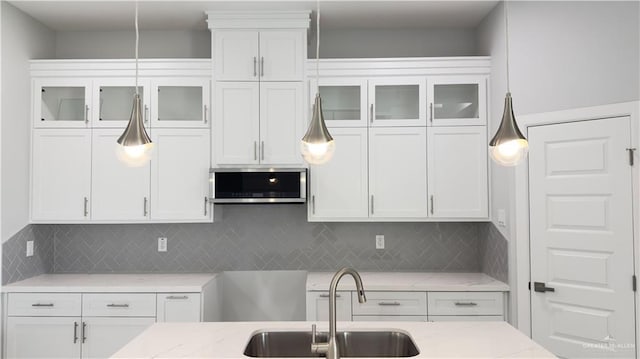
311,267,366,359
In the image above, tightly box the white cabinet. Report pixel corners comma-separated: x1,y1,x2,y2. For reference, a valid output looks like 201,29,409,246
309,78,368,128
427,127,488,218
80,317,155,359
309,128,369,220
369,127,428,219
151,78,210,128
306,291,352,322
34,78,91,128
427,75,487,126
6,317,82,359
214,81,303,165
352,291,427,318
369,77,426,127
151,129,211,221
156,293,202,322
213,30,305,81
91,129,151,221
427,292,505,322
31,129,92,222
92,78,151,128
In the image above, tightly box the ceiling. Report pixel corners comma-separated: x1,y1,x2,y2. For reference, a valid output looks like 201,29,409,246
8,1,499,31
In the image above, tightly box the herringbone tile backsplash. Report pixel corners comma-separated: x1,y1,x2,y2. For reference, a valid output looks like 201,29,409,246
3,205,508,284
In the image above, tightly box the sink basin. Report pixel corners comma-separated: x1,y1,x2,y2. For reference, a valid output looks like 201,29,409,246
243,330,420,357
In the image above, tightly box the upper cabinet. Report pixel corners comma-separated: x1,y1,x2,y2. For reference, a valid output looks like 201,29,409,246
369,77,426,127
151,78,210,128
427,75,487,126
34,78,92,128
92,78,151,129
308,78,370,128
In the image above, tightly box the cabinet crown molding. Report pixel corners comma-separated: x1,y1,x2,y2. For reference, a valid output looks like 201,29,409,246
206,11,311,29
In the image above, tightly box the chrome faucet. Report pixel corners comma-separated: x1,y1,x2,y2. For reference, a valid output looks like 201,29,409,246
311,267,366,359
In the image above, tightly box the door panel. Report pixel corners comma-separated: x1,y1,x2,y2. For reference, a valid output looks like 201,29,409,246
259,82,303,165
529,117,635,358
81,317,154,359
6,317,82,358
213,30,258,81
259,30,304,81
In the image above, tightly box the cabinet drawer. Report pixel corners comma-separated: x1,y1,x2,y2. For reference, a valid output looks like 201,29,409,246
352,291,427,316
428,315,503,322
156,293,202,322
8,293,81,316
353,315,427,322
427,292,504,316
83,293,156,317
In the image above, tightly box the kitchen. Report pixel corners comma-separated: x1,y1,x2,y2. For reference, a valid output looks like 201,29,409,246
1,1,639,358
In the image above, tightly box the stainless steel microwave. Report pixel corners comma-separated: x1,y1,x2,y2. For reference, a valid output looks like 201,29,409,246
209,168,307,203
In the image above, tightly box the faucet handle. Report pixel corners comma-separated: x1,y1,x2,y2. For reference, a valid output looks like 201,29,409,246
310,324,328,354
311,324,317,344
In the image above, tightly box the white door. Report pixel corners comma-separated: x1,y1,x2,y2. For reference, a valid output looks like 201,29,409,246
426,75,487,126
214,82,260,165
81,317,154,359
34,78,91,129
259,82,304,165
91,129,150,221
309,77,369,128
6,317,82,358
309,128,368,220
427,126,488,218
368,77,426,127
213,30,259,81
92,78,151,128
151,78,210,128
150,129,211,221
369,127,428,219
156,293,202,322
32,129,91,221
529,117,635,358
258,30,305,81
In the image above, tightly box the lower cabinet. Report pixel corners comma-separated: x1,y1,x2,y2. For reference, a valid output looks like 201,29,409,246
80,317,155,359
6,317,82,359
156,293,202,322
306,291,352,321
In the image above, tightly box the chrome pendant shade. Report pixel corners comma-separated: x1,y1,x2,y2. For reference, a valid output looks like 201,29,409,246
301,94,335,165
489,92,528,166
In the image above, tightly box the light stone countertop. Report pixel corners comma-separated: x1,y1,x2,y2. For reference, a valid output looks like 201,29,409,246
2,273,219,293
307,272,509,292
112,321,555,358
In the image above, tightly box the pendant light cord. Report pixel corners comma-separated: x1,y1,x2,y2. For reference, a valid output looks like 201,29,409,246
504,0,510,93
135,1,139,95
316,0,320,95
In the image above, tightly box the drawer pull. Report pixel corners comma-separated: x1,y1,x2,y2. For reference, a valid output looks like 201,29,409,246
454,302,478,306
82,322,87,343
319,293,341,298
106,303,130,308
73,322,79,343
378,301,401,306
32,303,54,307
166,295,189,300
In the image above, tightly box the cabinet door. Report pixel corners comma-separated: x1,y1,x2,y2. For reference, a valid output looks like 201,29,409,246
81,317,155,359
309,128,368,220
151,78,210,128
369,127,428,219
306,291,352,321
427,127,488,218
309,78,368,128
92,78,151,128
6,317,82,358
258,30,305,81
427,75,487,126
259,82,304,165
32,129,91,221
214,82,260,165
151,129,211,221
368,77,426,127
34,78,91,128
91,129,150,221
213,30,259,81
156,293,202,322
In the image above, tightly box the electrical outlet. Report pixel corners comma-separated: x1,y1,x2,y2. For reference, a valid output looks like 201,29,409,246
158,237,167,252
26,241,34,257
497,209,506,227
375,235,385,249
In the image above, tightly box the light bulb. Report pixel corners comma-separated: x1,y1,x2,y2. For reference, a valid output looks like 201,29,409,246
490,139,528,166
301,139,335,165
116,142,154,167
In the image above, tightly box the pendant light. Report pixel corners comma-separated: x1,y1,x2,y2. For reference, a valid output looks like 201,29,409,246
301,0,335,165
489,0,528,166
116,1,153,167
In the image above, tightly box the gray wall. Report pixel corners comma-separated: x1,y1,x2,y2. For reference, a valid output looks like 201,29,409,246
2,225,54,285
1,2,55,243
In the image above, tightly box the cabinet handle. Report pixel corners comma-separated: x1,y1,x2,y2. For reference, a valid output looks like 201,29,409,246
106,303,130,308
204,197,208,216
370,104,374,123
73,322,79,343
32,303,54,307
261,141,265,161
430,103,434,123
83,197,88,217
85,105,89,124
254,141,258,161
143,197,148,217
261,57,265,77
319,293,341,298
144,105,149,124
454,302,478,306
82,322,87,343
371,195,374,215
166,295,189,300
253,57,257,77
312,195,316,215
430,195,434,215
203,105,208,124
378,301,401,306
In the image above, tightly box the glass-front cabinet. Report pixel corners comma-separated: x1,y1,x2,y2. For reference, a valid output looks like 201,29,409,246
151,79,210,128
92,78,151,128
308,78,368,127
427,75,487,126
369,77,426,127
34,78,92,128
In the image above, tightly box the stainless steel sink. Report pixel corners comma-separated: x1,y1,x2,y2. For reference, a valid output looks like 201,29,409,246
243,330,420,358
